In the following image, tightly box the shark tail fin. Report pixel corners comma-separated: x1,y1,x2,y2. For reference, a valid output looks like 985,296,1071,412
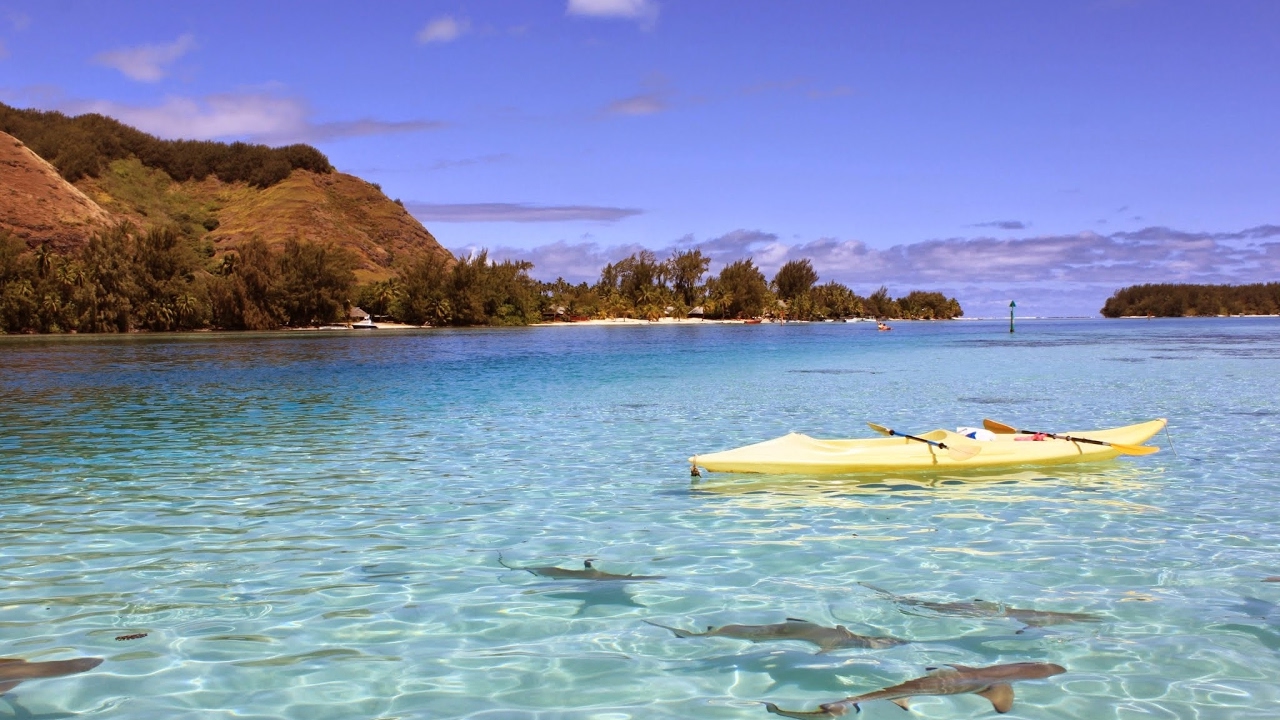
857,582,893,596
762,701,849,718
642,620,696,638
977,683,1015,713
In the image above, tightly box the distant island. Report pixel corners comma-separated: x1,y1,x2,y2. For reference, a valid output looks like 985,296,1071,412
0,103,962,334
1101,283,1280,317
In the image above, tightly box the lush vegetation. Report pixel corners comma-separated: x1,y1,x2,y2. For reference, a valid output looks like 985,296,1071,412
0,102,331,188
1,230,961,334
1,226,357,332
535,253,961,321
1101,283,1280,317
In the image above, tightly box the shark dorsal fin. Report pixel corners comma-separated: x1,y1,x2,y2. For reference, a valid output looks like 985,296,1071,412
977,683,1015,713
890,698,911,710
583,560,594,569
784,617,812,624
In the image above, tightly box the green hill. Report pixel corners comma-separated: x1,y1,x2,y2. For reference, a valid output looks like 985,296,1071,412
0,102,452,280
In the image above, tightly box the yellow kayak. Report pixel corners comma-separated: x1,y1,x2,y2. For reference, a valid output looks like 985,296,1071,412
690,419,1166,475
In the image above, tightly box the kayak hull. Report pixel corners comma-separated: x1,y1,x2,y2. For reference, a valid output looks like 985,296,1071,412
690,420,1166,475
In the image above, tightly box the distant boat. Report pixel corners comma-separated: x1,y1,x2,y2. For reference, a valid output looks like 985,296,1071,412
352,317,377,329
744,318,763,324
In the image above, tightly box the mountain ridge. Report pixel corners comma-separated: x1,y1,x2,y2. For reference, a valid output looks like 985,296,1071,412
0,103,453,278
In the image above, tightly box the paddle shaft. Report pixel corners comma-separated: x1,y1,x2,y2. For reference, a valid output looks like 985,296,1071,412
982,418,1157,455
867,422,982,461
886,428,954,450
1017,429,1118,448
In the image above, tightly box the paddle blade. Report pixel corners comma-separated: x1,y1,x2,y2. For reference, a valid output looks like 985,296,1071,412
1111,443,1159,456
983,418,1019,434
945,444,982,461
867,422,893,436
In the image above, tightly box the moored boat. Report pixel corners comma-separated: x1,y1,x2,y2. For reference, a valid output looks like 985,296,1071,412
690,419,1166,475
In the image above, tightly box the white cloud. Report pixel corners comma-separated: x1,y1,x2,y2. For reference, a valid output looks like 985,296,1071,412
93,33,196,82
462,224,1280,317
416,16,469,44
567,0,659,27
454,240,651,282
604,91,666,115
8,12,30,31
68,93,444,143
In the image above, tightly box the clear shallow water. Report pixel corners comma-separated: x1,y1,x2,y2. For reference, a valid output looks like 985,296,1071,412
1,318,1278,719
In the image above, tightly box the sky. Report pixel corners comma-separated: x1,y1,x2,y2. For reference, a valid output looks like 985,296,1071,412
2,0,1278,317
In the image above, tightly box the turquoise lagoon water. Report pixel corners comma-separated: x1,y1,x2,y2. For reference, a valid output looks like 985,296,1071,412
1,318,1278,719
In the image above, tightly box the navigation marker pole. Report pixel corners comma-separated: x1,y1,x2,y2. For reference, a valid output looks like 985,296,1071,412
1009,300,1016,333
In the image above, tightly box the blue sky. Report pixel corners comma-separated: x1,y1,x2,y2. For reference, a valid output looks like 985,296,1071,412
2,0,1278,316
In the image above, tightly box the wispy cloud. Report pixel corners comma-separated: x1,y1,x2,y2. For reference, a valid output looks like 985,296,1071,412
7,11,30,32
472,224,1280,317
567,0,659,28
408,202,642,223
68,93,444,143
416,15,469,44
429,153,512,171
604,91,666,115
93,34,195,82
969,220,1028,230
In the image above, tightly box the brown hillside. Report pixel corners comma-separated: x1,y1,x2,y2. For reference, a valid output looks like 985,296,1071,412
0,131,112,251
204,170,452,280
1,126,452,280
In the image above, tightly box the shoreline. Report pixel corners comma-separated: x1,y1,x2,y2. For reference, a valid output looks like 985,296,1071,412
6,314,1280,338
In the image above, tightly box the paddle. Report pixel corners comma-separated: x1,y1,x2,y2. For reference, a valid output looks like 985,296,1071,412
867,423,982,461
981,419,1159,456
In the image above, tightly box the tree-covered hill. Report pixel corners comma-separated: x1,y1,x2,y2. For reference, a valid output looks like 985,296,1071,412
0,101,331,188
1101,283,1280,317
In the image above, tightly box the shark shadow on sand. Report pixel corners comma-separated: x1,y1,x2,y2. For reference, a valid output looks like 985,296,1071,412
498,554,665,581
645,618,906,653
763,661,1066,717
859,583,1102,629
499,553,664,617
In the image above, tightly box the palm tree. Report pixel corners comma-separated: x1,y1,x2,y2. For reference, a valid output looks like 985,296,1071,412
33,243,53,279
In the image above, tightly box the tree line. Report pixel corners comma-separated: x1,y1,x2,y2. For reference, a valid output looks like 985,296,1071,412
1,230,962,334
0,102,331,188
0,225,358,333
1101,283,1280,317
525,250,961,321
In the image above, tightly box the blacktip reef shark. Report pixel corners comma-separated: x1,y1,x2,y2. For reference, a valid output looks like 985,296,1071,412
763,661,1066,717
645,618,906,652
498,554,665,581
0,656,103,694
859,583,1102,628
